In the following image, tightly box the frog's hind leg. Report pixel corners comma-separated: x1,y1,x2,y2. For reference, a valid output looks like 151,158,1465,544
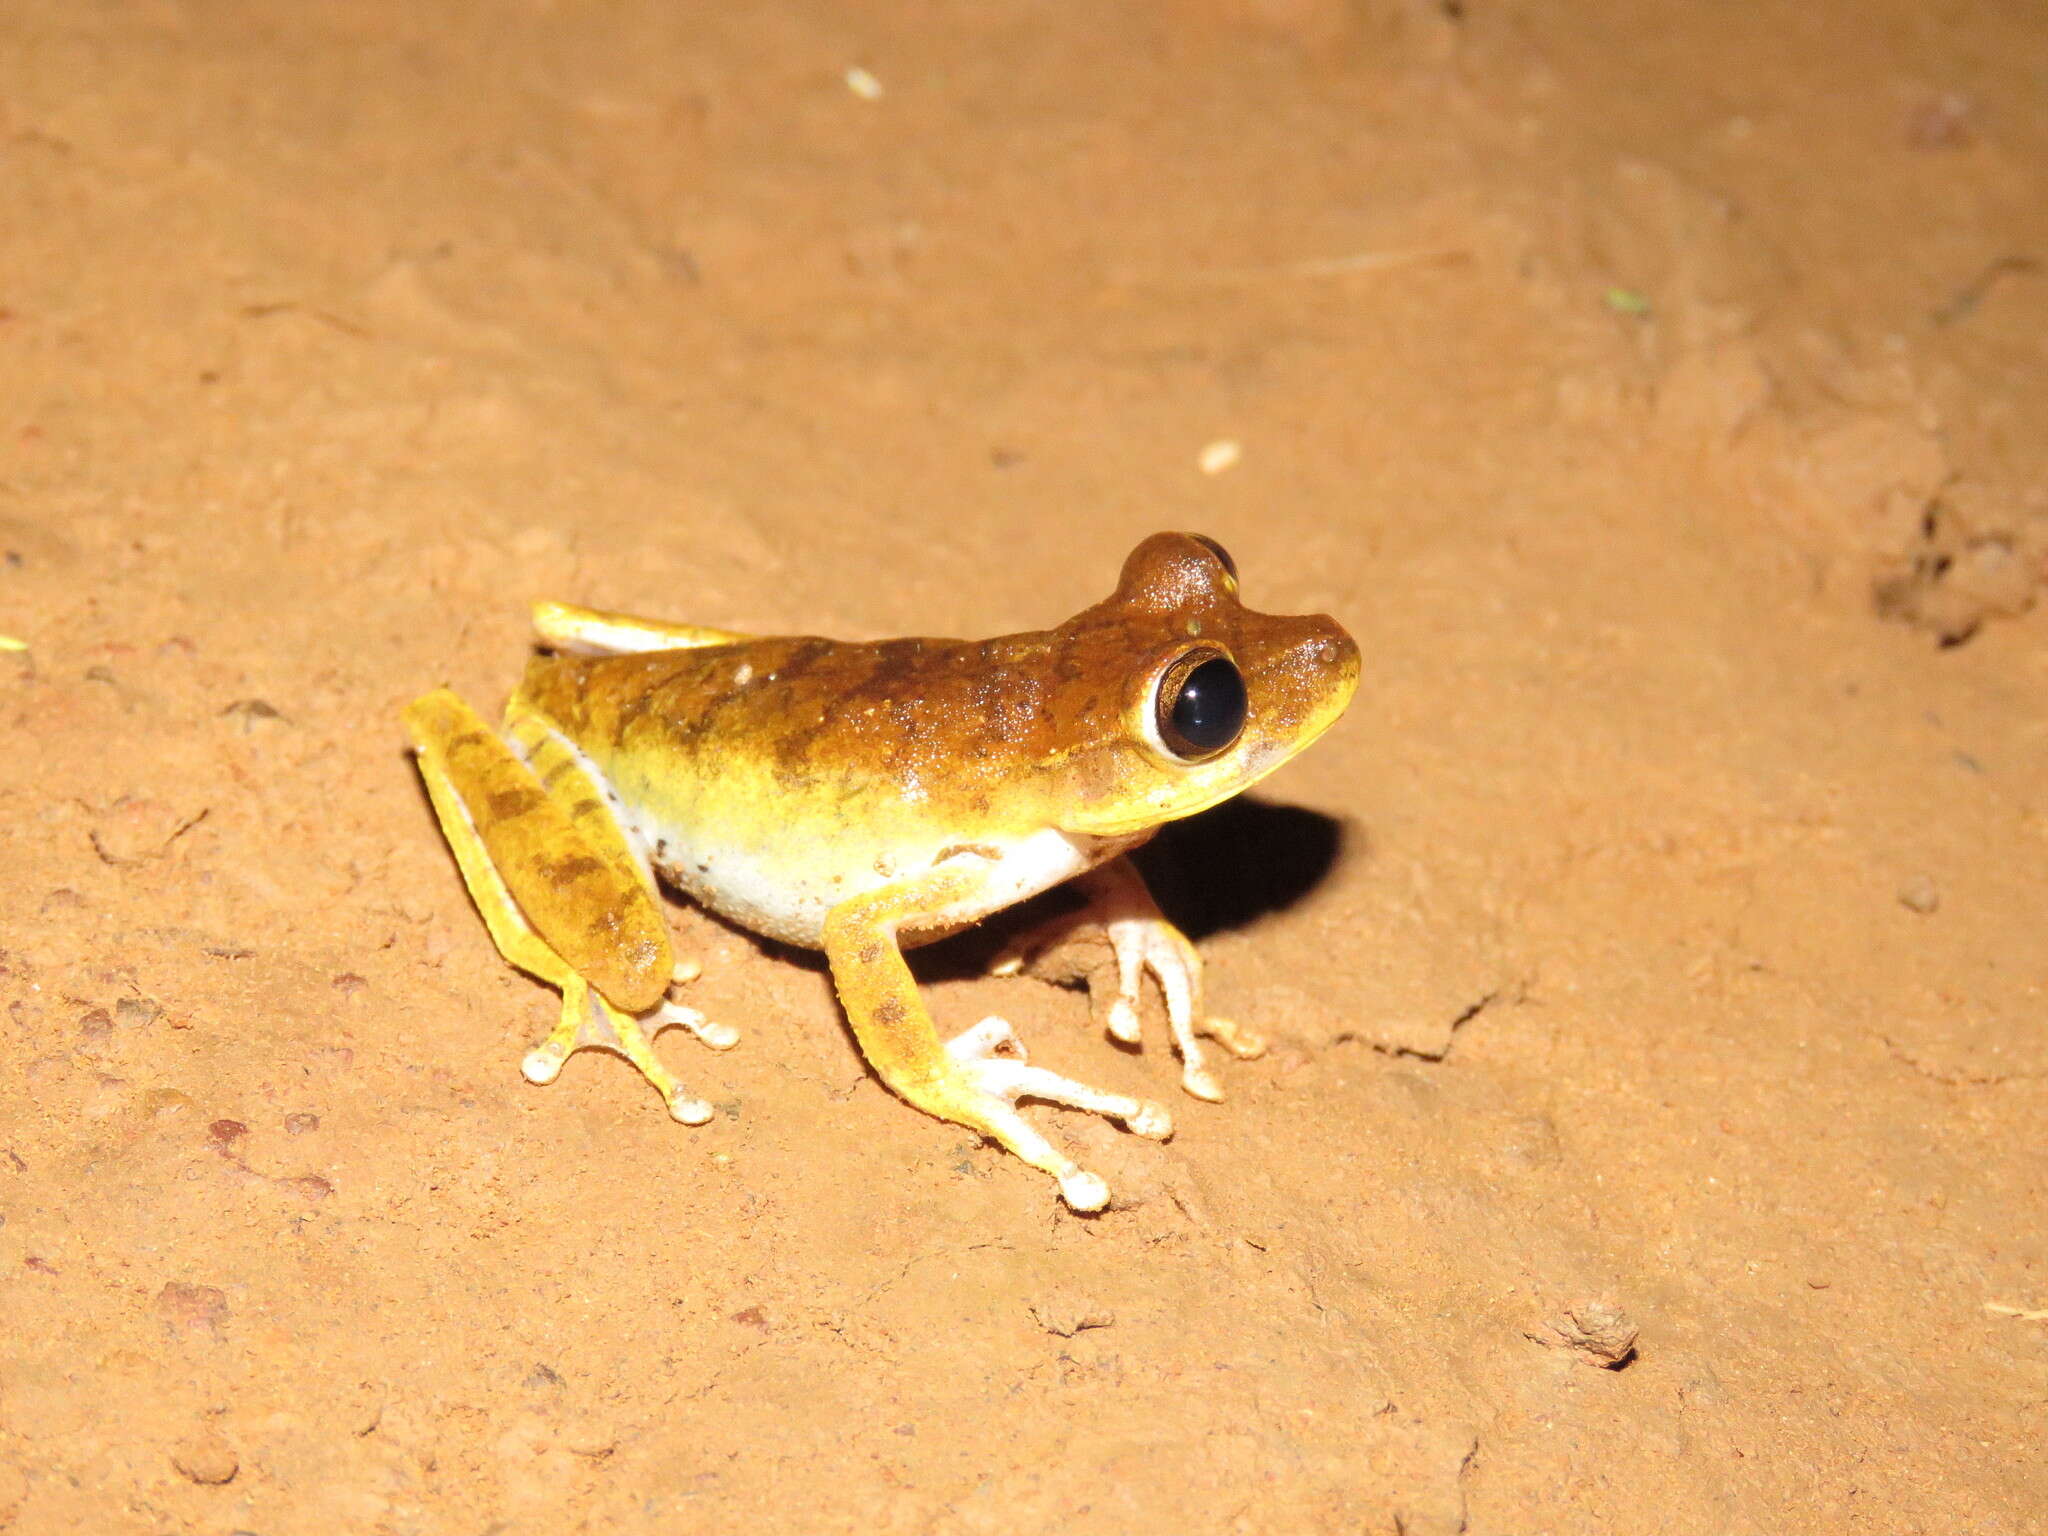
531,601,756,657
403,688,734,1124
519,972,728,1126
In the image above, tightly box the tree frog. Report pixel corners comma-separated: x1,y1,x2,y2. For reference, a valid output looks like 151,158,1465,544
404,532,1358,1210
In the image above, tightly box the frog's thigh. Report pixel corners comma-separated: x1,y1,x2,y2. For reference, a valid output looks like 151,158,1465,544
404,689,593,989
822,872,1172,1213
404,690,719,1124
405,689,671,1011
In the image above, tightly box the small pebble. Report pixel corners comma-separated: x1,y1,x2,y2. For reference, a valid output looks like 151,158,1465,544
171,1428,238,1485
1028,1291,1115,1338
1196,438,1243,476
144,1088,193,1119
1897,875,1940,914
560,1420,618,1459
115,997,160,1029
283,1112,320,1135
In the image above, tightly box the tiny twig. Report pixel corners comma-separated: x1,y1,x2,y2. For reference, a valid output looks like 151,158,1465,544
1931,255,2038,326
238,301,371,338
1985,1302,2048,1322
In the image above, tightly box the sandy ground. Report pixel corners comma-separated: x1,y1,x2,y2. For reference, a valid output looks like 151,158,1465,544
3,2,2045,1531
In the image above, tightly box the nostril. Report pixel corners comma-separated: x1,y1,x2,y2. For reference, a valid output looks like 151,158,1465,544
1298,630,1356,670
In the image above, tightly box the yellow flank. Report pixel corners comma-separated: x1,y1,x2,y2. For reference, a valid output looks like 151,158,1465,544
403,533,1360,1210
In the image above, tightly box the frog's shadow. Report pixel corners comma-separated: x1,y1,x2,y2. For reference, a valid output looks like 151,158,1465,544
1130,793,1350,941
917,793,1352,981
709,796,1348,986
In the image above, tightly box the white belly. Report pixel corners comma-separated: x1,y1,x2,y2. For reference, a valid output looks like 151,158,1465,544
643,817,1105,950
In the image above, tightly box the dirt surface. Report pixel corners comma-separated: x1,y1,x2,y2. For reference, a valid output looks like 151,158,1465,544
3,2,2046,1531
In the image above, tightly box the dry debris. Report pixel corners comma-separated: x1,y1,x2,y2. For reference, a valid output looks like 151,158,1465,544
1529,1301,1640,1368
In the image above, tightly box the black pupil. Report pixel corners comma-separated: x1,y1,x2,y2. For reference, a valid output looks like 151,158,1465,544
1167,656,1247,756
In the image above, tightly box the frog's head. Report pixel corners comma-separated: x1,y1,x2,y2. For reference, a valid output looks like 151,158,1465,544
1049,532,1359,838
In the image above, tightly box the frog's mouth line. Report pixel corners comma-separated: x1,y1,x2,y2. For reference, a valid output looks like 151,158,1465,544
1062,702,1352,838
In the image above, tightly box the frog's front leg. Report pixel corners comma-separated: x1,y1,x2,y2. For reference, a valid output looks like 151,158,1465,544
823,869,1173,1212
403,689,736,1124
994,856,1266,1102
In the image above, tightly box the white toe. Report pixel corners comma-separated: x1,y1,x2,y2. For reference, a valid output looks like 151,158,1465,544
1106,997,1143,1044
1059,1170,1111,1212
1125,1101,1175,1139
653,1000,740,1051
668,1091,715,1125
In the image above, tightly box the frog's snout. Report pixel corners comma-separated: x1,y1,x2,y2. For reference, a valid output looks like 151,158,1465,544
1306,626,1358,676
1290,616,1361,699
1257,617,1359,754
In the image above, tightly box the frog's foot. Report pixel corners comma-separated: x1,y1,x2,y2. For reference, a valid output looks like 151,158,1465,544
1095,914,1266,1103
520,975,731,1126
942,1016,1174,1212
945,1016,1175,1139
993,859,1266,1103
991,860,1261,1097
665,959,742,1050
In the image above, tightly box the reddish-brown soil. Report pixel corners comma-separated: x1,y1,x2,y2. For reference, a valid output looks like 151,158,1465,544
3,3,2045,1531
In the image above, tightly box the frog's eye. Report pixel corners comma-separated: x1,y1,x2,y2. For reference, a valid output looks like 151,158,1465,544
1188,534,1238,581
1151,646,1247,762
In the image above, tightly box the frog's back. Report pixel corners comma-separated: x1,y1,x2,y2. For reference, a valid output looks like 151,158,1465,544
515,630,1071,793
515,635,854,771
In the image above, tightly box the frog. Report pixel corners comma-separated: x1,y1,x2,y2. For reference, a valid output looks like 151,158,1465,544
403,531,1359,1210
